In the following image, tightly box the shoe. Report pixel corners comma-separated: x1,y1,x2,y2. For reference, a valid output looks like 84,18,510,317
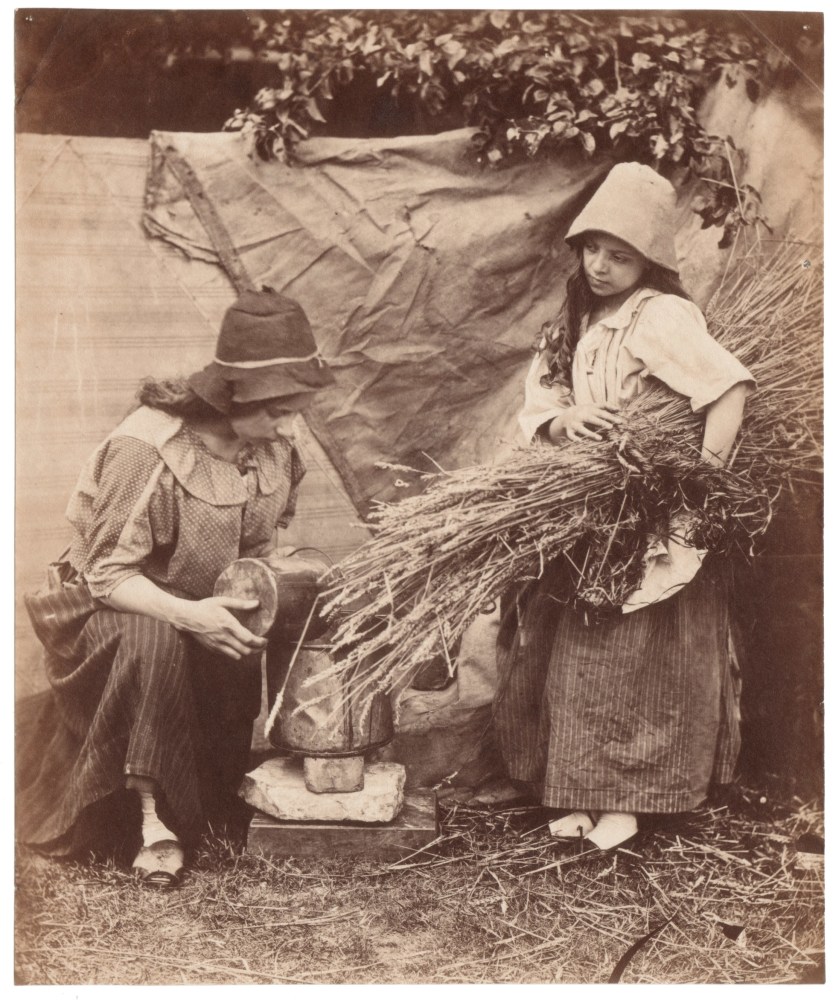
548,811,598,839
585,811,638,851
131,839,185,889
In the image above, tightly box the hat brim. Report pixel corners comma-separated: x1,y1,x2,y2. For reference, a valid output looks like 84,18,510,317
189,358,335,412
564,228,679,274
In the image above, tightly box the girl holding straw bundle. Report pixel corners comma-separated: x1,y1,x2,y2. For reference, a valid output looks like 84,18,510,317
494,162,755,852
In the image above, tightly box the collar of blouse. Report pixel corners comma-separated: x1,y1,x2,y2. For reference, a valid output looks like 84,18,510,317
108,406,291,506
580,287,660,343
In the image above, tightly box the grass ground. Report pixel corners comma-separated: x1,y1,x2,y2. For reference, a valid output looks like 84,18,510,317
15,786,823,985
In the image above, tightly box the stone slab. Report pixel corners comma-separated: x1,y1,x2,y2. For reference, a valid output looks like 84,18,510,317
238,757,406,823
246,790,439,861
304,755,365,793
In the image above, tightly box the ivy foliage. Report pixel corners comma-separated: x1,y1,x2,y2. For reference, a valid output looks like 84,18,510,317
223,10,780,240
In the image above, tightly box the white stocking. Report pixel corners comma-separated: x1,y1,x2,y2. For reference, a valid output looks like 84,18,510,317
138,788,178,847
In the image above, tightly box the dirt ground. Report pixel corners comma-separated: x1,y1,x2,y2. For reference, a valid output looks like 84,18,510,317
15,787,824,985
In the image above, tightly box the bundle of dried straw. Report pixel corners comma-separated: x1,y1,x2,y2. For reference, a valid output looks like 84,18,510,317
313,238,821,712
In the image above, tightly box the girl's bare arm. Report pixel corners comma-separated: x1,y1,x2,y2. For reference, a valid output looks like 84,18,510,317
701,383,748,467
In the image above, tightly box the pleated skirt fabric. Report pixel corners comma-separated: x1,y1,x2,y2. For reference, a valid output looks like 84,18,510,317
17,581,262,855
494,558,741,813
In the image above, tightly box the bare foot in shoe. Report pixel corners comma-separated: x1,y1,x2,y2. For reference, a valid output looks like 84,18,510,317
548,811,596,838
586,811,637,850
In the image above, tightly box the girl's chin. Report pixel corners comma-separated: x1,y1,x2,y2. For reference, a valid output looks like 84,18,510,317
589,281,638,300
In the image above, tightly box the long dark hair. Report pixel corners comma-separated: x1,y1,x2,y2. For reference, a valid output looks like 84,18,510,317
540,249,693,388
135,377,221,419
135,376,289,420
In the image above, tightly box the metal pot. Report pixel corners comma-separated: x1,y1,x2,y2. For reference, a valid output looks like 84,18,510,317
266,641,394,757
213,548,334,640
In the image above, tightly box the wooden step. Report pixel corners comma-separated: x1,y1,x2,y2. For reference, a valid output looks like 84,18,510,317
245,790,438,862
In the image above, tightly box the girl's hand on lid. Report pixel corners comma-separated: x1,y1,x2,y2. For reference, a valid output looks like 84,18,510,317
548,403,621,443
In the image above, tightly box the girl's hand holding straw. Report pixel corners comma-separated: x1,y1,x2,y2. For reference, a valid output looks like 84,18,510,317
546,402,622,442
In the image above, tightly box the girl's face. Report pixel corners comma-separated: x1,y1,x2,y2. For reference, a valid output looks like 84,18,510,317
582,232,647,300
228,397,311,444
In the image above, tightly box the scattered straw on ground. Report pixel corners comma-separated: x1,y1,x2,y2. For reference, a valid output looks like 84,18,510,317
15,786,823,985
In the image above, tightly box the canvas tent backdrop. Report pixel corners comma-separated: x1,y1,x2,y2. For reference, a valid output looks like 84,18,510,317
16,70,821,790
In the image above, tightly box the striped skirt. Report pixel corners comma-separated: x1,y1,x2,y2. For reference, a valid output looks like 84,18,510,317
493,558,741,813
17,580,262,855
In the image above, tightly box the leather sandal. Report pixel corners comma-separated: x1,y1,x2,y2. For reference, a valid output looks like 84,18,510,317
131,839,185,889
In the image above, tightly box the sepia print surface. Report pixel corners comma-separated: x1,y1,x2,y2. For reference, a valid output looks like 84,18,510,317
15,8,823,986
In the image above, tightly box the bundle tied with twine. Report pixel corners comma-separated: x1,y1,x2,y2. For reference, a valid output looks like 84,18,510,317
304,238,821,721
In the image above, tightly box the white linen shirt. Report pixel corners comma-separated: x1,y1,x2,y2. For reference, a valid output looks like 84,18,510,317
518,288,754,443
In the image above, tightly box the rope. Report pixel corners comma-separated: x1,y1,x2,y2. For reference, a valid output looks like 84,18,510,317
161,146,256,295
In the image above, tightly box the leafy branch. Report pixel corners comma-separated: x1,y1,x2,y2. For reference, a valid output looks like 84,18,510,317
221,10,781,235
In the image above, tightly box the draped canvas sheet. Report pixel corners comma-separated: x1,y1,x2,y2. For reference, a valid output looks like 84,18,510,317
143,75,822,510
144,128,613,506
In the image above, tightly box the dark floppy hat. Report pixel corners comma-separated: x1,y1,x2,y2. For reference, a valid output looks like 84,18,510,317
188,289,335,413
